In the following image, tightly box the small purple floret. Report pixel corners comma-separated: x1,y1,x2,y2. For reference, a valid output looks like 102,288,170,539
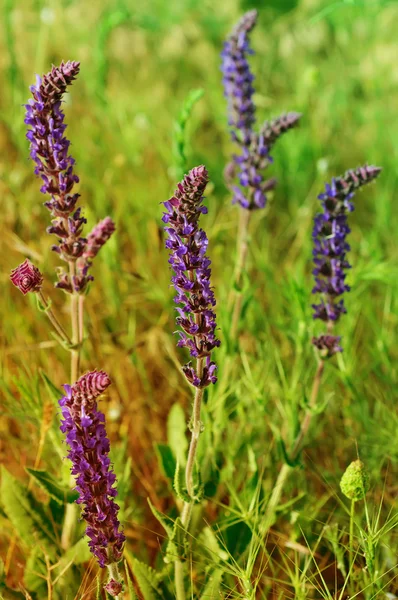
312,165,381,353
59,370,125,567
163,166,220,387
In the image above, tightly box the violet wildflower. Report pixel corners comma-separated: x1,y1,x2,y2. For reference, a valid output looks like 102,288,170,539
312,165,382,353
59,370,125,568
221,9,257,140
221,12,301,209
162,166,220,387
25,61,115,293
10,259,43,295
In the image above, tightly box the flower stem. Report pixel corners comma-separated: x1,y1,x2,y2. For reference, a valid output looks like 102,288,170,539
106,560,123,600
174,358,205,600
229,207,251,342
260,359,325,535
61,263,81,550
349,499,355,586
37,290,72,347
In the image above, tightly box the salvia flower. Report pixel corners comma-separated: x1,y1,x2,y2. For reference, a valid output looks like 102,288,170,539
222,13,301,209
312,165,381,353
25,61,115,293
163,166,220,388
221,9,258,141
10,259,43,295
59,370,125,567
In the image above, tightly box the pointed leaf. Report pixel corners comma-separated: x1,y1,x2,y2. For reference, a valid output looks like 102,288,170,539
130,558,162,600
25,468,78,504
24,547,47,595
147,498,173,538
167,403,188,465
154,443,176,481
0,467,57,555
199,569,223,599
173,461,190,503
124,560,138,600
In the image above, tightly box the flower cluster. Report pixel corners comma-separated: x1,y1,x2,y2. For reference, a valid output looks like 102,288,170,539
221,12,301,209
25,61,115,293
10,259,43,295
59,370,125,567
221,9,257,141
163,166,220,387
312,164,382,355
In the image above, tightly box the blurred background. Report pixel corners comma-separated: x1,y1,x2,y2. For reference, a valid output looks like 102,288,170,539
0,0,397,597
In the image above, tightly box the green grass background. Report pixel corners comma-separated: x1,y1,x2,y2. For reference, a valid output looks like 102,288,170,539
0,0,397,598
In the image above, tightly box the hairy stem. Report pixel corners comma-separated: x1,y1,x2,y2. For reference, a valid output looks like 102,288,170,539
106,560,123,600
78,294,85,347
229,207,251,341
37,290,72,347
175,358,205,600
261,359,325,535
61,262,81,550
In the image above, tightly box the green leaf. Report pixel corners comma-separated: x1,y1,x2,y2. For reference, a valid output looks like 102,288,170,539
165,517,187,564
0,467,57,555
130,558,162,600
39,371,62,406
62,537,92,566
167,403,188,465
24,547,47,595
124,560,138,600
154,443,176,481
199,569,223,599
198,527,229,564
25,468,78,504
173,461,190,503
147,498,173,538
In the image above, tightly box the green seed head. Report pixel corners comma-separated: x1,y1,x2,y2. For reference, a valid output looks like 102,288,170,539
340,460,370,501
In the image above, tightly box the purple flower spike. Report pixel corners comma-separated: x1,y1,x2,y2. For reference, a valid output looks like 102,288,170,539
25,61,87,291
221,9,258,140
26,62,115,294
59,370,125,567
82,217,116,260
312,164,382,353
163,166,220,388
10,259,43,295
221,13,301,210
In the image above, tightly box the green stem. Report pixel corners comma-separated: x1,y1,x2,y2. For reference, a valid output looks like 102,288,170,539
229,207,251,342
349,499,355,585
61,262,81,550
260,359,325,535
37,290,72,347
106,560,123,600
174,358,205,600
